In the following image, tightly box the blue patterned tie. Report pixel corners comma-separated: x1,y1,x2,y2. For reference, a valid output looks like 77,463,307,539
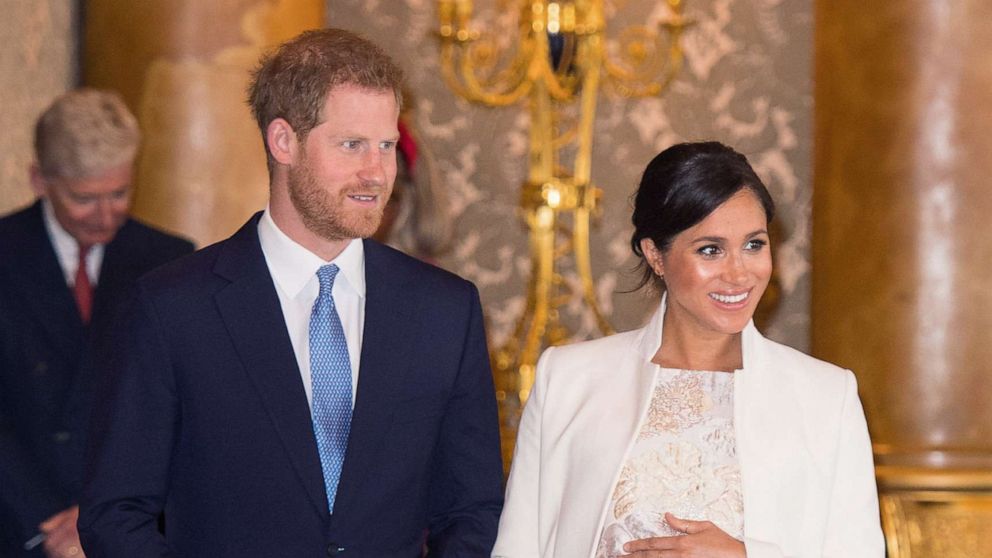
309,264,353,513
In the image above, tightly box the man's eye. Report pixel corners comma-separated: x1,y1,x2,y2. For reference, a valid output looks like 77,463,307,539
379,141,396,151
343,140,362,150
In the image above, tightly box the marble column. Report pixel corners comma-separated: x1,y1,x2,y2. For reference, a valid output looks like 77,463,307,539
813,1,992,555
84,1,324,246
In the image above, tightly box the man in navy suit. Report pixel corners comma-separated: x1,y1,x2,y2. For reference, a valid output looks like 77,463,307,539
0,89,194,558
79,29,504,557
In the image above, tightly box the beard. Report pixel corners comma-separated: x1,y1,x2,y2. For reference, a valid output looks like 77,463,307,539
287,155,388,242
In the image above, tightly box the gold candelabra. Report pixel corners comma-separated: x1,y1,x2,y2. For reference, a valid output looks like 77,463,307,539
436,0,690,462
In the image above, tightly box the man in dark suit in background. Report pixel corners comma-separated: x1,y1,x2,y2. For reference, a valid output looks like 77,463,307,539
0,89,194,558
79,29,504,557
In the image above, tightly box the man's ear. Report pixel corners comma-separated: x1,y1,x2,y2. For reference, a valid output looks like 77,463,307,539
29,164,50,197
266,118,298,166
640,237,665,277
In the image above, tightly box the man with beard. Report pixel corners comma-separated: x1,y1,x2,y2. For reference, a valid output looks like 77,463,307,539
78,29,503,558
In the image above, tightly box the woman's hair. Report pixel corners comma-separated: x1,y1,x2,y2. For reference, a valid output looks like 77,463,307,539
630,141,775,290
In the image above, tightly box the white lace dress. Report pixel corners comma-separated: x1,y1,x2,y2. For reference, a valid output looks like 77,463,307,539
595,367,744,558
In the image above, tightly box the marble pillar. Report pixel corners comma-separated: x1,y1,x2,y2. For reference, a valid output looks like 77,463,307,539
813,1,992,555
84,1,324,246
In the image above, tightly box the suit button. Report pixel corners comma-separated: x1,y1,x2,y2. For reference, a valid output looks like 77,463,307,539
53,431,71,444
327,543,344,556
33,361,48,376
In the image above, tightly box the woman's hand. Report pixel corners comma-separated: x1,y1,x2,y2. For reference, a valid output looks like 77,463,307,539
621,512,746,558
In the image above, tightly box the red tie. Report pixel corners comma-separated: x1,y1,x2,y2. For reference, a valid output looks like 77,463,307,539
74,244,93,324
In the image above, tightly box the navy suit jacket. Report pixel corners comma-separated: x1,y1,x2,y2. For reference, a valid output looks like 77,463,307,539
79,215,504,557
0,201,193,556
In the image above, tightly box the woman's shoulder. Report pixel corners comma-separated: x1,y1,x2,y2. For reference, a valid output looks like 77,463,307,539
531,329,647,411
540,328,643,367
750,330,857,396
533,329,646,391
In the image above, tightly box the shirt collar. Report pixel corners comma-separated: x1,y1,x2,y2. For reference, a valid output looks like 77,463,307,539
257,207,366,300
42,198,84,257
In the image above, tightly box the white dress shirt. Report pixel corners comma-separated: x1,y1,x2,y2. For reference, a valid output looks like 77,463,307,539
42,199,105,286
257,208,365,408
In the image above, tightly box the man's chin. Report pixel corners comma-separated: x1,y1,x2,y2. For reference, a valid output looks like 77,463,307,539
308,214,382,244
78,231,118,246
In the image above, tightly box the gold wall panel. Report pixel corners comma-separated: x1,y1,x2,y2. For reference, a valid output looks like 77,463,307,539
84,0,324,246
813,1,992,555
878,467,992,558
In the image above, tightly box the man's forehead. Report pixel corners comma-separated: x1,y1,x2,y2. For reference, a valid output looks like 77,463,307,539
52,164,134,194
314,86,400,135
322,83,398,105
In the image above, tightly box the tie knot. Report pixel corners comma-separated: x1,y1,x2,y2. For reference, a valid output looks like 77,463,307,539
316,264,340,296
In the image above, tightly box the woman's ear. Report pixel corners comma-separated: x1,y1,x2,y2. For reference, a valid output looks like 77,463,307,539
266,118,298,166
640,238,665,278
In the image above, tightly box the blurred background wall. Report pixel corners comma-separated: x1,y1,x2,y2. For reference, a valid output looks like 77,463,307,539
0,0,78,214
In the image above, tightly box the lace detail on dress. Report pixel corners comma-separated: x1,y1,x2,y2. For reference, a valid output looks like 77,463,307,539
595,368,743,558
638,373,707,436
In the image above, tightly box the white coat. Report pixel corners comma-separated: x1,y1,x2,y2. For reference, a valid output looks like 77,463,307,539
493,301,884,558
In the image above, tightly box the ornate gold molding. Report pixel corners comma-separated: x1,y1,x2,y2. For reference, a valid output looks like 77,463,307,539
435,0,689,469
877,465,992,557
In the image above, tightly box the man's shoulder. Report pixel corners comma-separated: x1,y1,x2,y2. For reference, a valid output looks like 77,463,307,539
365,239,473,289
136,236,224,292
0,203,49,270
0,202,42,240
115,217,195,256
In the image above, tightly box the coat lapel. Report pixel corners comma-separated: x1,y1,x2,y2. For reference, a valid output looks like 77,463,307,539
11,203,84,362
212,216,329,521
735,323,798,543
331,240,418,519
92,227,131,323
559,305,663,558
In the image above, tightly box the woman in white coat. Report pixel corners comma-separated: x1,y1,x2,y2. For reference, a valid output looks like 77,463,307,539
493,142,884,558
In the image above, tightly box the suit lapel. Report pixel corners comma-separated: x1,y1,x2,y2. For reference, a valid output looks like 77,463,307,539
92,226,131,323
212,216,329,521
332,240,417,518
11,203,84,362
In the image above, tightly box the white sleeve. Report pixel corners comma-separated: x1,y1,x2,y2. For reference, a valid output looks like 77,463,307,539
821,370,885,557
744,370,885,558
491,347,555,558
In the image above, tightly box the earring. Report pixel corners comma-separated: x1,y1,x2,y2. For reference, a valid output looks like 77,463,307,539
651,261,664,278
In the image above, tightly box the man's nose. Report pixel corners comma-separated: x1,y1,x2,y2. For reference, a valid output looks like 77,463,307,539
357,150,388,187
95,198,116,227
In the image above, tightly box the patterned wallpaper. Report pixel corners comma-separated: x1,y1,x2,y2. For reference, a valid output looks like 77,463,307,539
0,0,77,215
328,0,814,351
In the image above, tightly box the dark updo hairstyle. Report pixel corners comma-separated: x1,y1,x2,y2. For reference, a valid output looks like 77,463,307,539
630,141,775,290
